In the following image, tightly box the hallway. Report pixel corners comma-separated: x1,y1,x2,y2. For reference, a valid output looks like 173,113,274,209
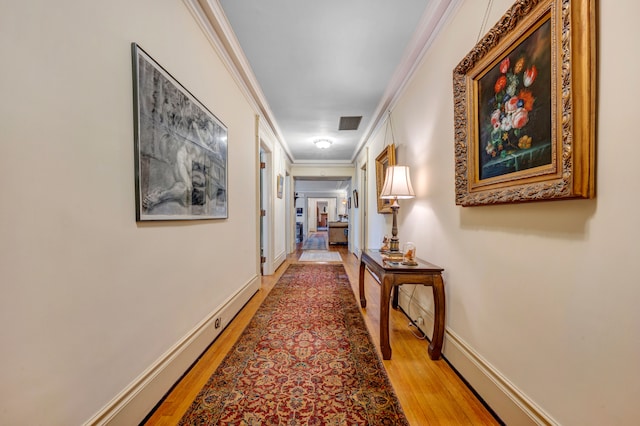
144,245,499,425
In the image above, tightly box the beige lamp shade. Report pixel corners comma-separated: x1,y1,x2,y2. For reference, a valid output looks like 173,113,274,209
380,166,415,199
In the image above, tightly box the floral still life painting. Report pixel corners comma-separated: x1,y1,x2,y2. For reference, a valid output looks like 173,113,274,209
453,0,596,206
477,19,551,181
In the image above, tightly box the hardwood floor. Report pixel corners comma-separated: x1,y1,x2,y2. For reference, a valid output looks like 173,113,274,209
144,243,501,425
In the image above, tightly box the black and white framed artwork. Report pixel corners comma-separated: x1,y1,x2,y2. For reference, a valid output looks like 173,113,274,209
132,43,228,220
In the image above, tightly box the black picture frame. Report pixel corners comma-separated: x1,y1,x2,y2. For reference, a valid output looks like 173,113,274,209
132,43,228,220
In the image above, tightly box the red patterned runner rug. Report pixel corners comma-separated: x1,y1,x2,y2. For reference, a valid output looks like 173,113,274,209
179,264,409,425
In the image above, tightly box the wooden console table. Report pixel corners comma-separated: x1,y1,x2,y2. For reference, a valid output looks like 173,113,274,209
358,249,445,360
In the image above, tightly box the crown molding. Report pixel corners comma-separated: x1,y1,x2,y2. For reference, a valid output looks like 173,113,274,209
293,159,355,166
185,0,461,166
183,0,294,162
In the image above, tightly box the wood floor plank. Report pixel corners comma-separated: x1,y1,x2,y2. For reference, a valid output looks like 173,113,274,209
143,244,500,425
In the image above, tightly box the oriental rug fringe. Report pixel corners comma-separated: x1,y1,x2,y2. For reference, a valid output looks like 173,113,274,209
179,264,409,425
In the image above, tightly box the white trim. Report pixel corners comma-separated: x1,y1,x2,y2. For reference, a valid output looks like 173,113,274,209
84,275,261,425
182,0,294,163
184,0,461,166
181,0,257,114
259,120,276,276
397,288,559,426
293,159,355,166
273,250,287,272
355,248,363,259
255,115,262,277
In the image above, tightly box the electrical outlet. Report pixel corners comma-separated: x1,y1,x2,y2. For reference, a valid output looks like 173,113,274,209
214,317,222,329
416,317,424,326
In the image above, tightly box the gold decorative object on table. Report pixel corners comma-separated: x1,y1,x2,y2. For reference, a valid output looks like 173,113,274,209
380,235,390,253
381,250,404,265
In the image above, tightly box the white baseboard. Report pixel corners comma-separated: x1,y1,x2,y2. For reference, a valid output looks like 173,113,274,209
397,288,558,426
273,250,286,272
84,274,261,426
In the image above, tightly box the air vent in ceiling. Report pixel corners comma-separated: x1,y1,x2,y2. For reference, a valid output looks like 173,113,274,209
338,116,362,131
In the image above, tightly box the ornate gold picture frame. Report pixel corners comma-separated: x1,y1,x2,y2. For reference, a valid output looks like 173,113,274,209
453,0,596,206
375,144,396,214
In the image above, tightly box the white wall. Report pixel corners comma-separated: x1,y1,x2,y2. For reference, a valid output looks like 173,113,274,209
375,1,640,424
0,1,260,424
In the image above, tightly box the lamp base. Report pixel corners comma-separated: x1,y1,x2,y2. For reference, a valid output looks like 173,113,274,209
389,236,400,252
387,201,401,253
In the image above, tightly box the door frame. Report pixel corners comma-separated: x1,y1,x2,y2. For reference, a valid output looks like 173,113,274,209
259,141,274,275
359,153,368,255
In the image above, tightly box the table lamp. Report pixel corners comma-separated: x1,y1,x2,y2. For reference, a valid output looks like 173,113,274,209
379,165,415,253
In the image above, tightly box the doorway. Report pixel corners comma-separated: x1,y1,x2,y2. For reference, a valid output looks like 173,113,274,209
360,163,367,253
317,201,328,230
259,148,266,274
307,198,337,233
259,145,274,275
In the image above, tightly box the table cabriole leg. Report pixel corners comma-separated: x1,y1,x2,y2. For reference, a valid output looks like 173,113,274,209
428,273,446,360
380,273,393,360
358,260,367,308
392,285,400,309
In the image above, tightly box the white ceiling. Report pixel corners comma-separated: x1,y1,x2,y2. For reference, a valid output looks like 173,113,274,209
216,0,457,164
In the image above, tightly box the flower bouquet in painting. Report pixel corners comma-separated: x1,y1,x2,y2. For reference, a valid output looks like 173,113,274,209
453,0,596,206
477,19,552,181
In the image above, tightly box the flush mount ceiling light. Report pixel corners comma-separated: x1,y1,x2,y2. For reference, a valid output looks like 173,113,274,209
314,139,332,149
